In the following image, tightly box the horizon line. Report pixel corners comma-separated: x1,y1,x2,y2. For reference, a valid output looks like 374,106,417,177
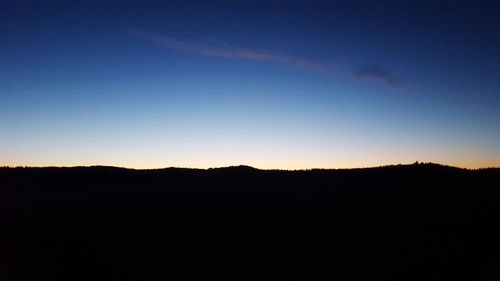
2,162,499,171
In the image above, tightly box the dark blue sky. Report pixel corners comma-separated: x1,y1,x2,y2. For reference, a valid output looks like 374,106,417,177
1,0,500,168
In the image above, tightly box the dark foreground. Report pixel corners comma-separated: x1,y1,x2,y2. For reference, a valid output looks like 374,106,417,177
1,164,499,280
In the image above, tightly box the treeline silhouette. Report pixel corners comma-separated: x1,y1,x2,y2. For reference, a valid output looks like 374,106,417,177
1,163,499,280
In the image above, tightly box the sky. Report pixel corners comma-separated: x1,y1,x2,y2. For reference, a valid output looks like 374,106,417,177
1,0,500,169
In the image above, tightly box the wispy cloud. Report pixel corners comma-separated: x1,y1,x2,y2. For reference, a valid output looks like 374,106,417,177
130,29,336,77
351,65,400,86
130,30,406,88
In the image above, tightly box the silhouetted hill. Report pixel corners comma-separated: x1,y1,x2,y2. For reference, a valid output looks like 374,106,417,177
1,163,499,280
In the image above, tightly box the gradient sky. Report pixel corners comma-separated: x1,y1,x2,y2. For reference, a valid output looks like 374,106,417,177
1,0,500,169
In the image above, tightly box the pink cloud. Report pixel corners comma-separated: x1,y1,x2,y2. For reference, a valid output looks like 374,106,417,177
130,30,335,77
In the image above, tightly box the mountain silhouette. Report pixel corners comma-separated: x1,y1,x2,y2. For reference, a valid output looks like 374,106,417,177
1,163,499,281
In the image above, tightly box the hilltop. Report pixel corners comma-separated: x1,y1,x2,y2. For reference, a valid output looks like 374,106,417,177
1,163,499,280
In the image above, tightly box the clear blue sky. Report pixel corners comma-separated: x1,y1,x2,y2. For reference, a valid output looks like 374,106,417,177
1,0,500,168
